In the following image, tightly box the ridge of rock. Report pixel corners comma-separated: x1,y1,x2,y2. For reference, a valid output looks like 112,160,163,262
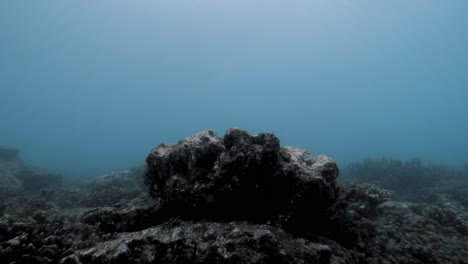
144,128,339,234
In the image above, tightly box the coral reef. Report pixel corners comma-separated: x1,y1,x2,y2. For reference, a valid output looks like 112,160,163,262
1,130,467,263
360,202,468,263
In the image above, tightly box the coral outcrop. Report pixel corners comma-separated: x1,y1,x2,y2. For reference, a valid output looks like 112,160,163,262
144,129,339,234
68,128,350,263
1,130,467,263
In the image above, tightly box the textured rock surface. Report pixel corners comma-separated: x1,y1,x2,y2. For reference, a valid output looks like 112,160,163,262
361,201,468,263
61,219,339,264
145,128,339,233
81,196,161,233
2,130,467,263
332,185,468,263
0,208,107,264
0,170,145,263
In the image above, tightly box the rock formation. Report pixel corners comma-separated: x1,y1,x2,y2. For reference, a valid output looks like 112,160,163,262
144,128,339,234
65,128,350,263
2,129,466,263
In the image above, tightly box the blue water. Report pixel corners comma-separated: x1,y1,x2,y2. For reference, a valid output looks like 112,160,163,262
1,0,467,180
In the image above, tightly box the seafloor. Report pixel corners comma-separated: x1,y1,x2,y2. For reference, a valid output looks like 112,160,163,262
1,128,467,264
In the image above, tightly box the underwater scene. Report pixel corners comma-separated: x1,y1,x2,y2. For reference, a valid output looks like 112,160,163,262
1,1,467,263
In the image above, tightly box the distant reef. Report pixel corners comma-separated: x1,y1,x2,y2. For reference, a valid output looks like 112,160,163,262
1,129,467,263
0,147,62,199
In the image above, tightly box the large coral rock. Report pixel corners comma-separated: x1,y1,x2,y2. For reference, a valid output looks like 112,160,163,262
145,128,339,232
61,220,336,264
